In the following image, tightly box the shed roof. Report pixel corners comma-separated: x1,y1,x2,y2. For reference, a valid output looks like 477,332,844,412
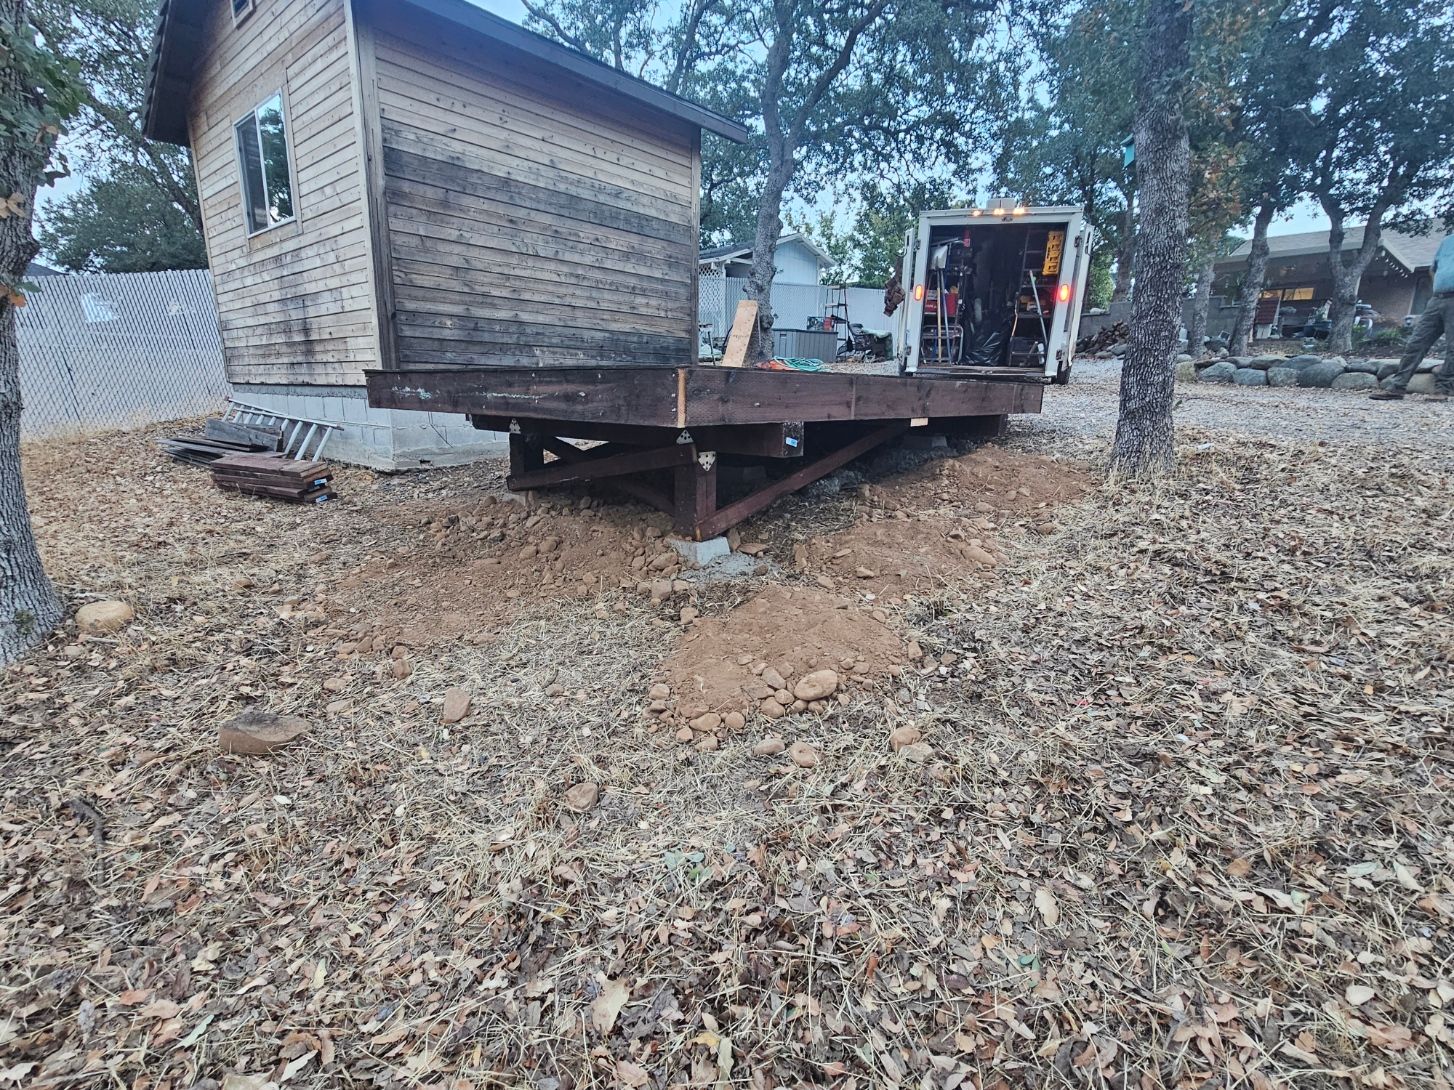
1218,226,1444,275
700,232,834,267
142,0,749,146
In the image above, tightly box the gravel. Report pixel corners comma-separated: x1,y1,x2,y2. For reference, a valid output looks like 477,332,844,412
1028,358,1453,448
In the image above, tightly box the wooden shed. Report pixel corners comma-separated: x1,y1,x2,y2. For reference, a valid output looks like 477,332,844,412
145,0,1044,535
143,0,745,466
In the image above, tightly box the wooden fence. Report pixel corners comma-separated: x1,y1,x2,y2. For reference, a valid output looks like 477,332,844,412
18,269,229,439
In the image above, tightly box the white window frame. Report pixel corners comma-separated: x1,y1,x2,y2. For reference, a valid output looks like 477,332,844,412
232,0,256,27
234,90,297,239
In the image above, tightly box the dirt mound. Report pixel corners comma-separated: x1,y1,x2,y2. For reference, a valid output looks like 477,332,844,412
656,584,907,726
337,496,686,644
868,444,1091,514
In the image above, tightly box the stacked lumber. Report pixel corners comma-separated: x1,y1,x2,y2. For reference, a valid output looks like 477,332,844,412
209,453,336,504
160,419,282,466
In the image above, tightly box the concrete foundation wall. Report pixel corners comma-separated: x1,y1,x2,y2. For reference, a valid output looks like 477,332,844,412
232,383,506,470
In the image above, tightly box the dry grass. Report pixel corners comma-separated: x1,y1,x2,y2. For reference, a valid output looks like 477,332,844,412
2,417,1452,1090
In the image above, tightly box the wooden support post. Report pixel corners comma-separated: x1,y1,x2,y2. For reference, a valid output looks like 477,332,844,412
508,432,543,478
673,452,718,539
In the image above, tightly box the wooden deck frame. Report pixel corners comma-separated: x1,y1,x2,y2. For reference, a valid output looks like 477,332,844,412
367,364,1041,539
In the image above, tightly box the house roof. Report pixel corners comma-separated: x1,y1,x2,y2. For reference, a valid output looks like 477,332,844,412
1220,226,1444,275
26,260,61,277
142,0,749,146
699,232,834,267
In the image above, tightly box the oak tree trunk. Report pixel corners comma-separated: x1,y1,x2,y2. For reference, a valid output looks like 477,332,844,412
1185,252,1215,356
1111,0,1191,477
1,0,66,663
746,144,794,363
1227,202,1274,356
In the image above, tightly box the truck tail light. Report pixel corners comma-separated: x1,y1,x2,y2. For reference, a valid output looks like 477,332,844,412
1057,283,1071,304
913,284,924,301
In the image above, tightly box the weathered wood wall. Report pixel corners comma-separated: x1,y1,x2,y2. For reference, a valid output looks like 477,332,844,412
189,0,378,385
368,6,700,369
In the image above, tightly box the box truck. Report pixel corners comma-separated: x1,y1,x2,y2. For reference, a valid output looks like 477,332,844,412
895,201,1094,382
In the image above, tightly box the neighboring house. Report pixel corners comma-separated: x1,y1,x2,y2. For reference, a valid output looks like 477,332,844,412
26,261,61,277
1212,226,1442,331
141,0,743,469
699,232,834,285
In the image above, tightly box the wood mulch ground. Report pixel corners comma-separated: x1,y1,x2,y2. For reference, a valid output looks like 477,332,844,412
2,387,1451,1090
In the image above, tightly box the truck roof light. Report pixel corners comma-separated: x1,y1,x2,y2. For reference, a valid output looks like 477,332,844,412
1012,206,1027,215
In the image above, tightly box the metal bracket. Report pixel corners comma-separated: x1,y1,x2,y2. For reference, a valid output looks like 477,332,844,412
697,451,717,471
676,429,694,445
509,418,522,434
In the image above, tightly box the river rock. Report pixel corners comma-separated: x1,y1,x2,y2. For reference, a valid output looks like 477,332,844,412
1267,367,1301,388
1227,356,1255,368
1376,360,1401,380
1331,371,1378,391
76,600,135,635
1231,367,1267,386
1197,361,1237,384
1343,357,1379,374
1297,360,1346,388
1249,355,1282,370
1284,354,1322,369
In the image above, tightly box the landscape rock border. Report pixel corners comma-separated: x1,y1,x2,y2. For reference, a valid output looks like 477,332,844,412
1193,353,1438,393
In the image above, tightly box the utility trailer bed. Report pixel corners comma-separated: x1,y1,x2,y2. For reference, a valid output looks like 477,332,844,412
368,365,1041,540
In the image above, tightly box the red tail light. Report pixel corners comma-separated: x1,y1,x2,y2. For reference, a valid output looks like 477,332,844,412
913,284,925,302
1057,283,1071,304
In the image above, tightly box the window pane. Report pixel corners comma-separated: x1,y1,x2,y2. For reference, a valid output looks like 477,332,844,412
255,95,294,225
235,116,269,233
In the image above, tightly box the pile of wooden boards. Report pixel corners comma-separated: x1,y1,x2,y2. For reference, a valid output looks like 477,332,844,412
209,452,335,504
160,418,283,466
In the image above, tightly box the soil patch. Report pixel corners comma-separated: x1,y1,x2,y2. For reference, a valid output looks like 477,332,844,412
656,584,907,724
337,496,687,645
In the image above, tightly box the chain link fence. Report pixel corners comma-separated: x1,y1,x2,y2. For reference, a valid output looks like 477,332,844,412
18,269,229,439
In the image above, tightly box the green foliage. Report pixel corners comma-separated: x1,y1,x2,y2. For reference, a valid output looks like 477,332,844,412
1,0,84,295
1085,245,1114,310
39,164,206,271
31,0,203,262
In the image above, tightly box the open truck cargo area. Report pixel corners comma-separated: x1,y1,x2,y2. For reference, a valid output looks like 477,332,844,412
897,203,1094,382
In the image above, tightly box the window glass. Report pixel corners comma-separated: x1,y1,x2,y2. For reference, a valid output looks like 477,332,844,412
235,94,295,235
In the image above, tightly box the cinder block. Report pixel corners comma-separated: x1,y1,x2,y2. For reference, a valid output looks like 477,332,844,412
667,536,732,567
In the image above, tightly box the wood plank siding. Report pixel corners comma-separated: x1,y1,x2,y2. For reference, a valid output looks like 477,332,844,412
188,0,378,385
369,6,700,370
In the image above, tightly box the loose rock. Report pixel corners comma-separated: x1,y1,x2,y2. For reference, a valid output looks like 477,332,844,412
793,669,840,702
788,741,819,768
219,710,311,756
889,724,922,751
441,686,472,724
753,736,785,756
562,782,600,813
76,600,135,635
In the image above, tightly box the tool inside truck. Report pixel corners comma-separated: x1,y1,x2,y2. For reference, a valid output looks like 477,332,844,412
897,205,1092,381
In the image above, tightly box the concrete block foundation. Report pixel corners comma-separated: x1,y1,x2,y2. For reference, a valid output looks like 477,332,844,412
232,383,506,470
